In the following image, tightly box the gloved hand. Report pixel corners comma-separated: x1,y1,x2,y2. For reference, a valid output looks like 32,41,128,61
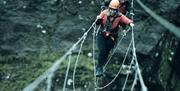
96,15,102,25
130,23,134,27
122,30,127,36
97,15,102,19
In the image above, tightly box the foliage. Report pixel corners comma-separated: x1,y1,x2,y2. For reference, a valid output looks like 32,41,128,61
0,52,58,91
0,52,95,91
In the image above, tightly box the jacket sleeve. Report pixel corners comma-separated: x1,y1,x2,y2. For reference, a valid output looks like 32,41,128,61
120,14,133,25
96,10,106,25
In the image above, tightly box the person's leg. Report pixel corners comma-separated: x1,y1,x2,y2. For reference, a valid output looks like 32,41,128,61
104,37,116,65
96,33,106,76
97,33,107,67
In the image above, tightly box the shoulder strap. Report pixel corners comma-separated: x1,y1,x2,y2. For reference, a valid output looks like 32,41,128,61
104,14,119,31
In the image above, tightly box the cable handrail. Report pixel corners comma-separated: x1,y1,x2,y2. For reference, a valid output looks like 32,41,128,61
63,53,72,91
22,18,98,91
136,0,180,38
73,32,88,91
131,24,147,91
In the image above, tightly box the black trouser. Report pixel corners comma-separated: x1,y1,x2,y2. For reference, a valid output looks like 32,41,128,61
97,32,116,67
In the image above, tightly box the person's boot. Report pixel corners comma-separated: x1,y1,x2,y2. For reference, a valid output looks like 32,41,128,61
96,65,103,77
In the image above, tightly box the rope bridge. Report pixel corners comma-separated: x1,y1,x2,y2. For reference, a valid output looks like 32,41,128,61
23,0,180,91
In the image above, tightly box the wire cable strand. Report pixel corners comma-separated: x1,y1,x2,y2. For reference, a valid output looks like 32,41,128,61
73,35,87,91
63,53,72,91
23,19,98,91
136,0,180,37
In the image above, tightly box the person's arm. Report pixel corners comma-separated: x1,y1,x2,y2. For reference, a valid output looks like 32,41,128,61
96,15,102,25
119,14,134,36
120,14,133,25
96,10,107,25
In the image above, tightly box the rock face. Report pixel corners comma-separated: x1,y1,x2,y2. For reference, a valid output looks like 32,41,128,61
0,0,180,91
0,0,98,55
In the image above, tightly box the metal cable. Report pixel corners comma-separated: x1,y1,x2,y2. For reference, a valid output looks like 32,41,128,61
136,0,180,37
63,53,72,91
73,34,87,91
23,19,98,91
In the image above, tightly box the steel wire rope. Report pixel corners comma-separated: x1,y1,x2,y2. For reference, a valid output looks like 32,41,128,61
131,19,148,91
46,73,53,91
23,19,98,91
72,34,88,91
136,0,180,37
129,1,138,91
131,70,138,91
121,56,135,91
63,52,72,91
93,24,97,91
121,1,136,90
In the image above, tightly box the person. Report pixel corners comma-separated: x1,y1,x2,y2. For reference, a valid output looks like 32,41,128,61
101,0,130,15
95,0,134,77
101,0,131,33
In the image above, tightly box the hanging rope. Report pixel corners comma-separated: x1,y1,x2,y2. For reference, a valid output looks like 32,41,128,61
73,34,88,91
131,19,148,91
121,1,136,90
131,69,138,91
136,0,180,37
46,73,53,91
23,19,98,91
63,52,72,91
93,25,98,91
121,56,135,91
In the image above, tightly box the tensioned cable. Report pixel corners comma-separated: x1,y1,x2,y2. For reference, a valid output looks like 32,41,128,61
131,70,138,91
120,0,148,89
23,19,98,91
73,34,88,91
95,25,101,36
136,0,180,37
131,21,147,91
121,0,136,90
93,25,97,91
46,73,53,91
121,56,135,91
96,38,133,90
129,1,138,91
63,52,72,91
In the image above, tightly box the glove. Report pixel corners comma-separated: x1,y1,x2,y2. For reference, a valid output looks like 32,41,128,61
96,15,102,25
130,23,134,27
97,15,102,19
122,30,127,36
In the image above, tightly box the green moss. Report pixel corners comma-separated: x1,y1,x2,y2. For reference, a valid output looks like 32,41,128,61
0,53,95,91
0,53,60,91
